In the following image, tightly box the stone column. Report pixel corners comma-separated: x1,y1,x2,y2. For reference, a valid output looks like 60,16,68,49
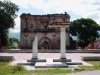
32,34,38,59
60,27,66,59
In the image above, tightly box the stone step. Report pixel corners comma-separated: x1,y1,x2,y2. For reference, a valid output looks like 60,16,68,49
35,65,68,68
27,59,46,62
35,63,68,68
66,62,82,65
17,62,82,65
17,58,82,69
53,59,71,62
35,62,82,68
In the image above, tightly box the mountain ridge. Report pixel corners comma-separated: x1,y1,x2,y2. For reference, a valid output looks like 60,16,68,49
8,32,20,41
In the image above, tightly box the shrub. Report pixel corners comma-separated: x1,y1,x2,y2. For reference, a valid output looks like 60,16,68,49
11,65,26,73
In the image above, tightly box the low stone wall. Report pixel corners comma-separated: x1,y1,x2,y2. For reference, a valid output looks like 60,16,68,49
0,56,14,61
82,56,100,61
0,49,100,53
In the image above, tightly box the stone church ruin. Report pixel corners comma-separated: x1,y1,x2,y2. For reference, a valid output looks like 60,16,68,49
20,12,70,49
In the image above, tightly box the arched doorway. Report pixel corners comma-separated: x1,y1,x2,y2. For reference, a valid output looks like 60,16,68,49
42,41,49,49
39,37,52,49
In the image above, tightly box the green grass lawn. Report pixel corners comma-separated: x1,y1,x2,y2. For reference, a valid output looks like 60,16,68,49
0,62,73,75
0,61,100,75
78,61,100,71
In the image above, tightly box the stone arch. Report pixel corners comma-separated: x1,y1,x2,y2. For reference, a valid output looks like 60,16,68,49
39,37,52,49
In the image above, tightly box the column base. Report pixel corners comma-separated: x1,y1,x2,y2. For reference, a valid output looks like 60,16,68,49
53,58,71,62
60,57,66,59
32,56,38,59
31,58,38,60
27,58,46,62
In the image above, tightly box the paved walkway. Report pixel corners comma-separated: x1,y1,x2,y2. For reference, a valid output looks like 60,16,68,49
0,53,100,61
67,70,100,75
0,53,100,74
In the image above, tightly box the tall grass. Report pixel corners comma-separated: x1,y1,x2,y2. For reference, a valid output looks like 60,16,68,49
0,61,73,75
33,68,72,75
0,62,26,75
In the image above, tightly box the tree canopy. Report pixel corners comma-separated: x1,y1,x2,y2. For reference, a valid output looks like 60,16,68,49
70,18,100,48
9,37,20,44
0,0,19,29
0,0,19,48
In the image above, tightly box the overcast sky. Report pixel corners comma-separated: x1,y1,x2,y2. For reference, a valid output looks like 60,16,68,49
3,0,100,33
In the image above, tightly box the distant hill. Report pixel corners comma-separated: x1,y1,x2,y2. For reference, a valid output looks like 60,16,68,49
8,32,20,41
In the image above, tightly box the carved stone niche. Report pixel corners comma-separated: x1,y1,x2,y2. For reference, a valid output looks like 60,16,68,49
40,19,49,28
29,19,36,29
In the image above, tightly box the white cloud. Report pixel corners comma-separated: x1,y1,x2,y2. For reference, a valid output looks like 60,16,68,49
10,0,100,14
11,0,100,17
9,0,100,33
9,15,20,33
11,0,84,14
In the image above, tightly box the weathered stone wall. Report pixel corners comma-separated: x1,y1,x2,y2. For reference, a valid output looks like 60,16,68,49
20,12,70,49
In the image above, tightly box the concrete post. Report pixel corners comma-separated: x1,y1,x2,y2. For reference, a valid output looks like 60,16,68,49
60,27,66,59
32,34,38,59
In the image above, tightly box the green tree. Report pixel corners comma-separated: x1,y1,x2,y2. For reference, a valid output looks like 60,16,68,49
9,37,20,44
2,34,10,48
9,37,20,48
0,0,19,48
70,18,100,49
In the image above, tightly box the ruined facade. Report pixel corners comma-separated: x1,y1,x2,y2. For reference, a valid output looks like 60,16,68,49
20,12,70,49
